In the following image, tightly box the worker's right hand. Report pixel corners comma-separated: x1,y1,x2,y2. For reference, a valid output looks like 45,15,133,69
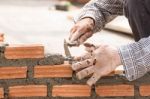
72,43,121,86
69,18,95,46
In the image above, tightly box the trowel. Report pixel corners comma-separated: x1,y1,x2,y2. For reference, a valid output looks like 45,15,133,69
63,39,75,64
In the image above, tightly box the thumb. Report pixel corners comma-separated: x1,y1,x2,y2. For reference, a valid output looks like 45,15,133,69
70,30,84,43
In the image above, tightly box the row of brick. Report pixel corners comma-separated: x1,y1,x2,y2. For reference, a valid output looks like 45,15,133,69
0,34,45,59
0,64,125,79
4,44,44,59
0,64,72,79
0,84,149,98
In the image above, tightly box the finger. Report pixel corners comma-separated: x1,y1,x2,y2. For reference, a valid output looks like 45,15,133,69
76,66,95,80
70,25,87,43
78,32,93,44
71,58,94,71
70,29,84,43
69,26,77,41
84,43,97,53
87,73,101,86
74,52,92,61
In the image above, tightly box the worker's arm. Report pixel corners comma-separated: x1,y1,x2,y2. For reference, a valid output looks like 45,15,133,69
119,36,150,81
75,0,124,33
69,0,124,44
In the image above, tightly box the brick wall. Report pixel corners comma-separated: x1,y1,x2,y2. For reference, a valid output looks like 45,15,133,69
0,33,150,99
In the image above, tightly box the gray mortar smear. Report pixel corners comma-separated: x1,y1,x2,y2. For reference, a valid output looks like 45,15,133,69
38,53,65,65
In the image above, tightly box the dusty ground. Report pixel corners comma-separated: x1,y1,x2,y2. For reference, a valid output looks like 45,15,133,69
0,0,134,58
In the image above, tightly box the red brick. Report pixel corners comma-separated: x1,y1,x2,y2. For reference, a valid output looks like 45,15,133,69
34,64,72,78
0,66,27,79
0,88,4,98
9,85,47,97
4,44,44,59
140,85,150,96
96,85,134,97
0,34,4,42
52,85,91,97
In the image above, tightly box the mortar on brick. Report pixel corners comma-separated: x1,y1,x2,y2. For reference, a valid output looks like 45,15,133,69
0,54,64,67
0,44,64,66
38,53,64,65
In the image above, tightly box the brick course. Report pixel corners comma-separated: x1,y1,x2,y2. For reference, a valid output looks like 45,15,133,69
34,64,72,78
4,44,44,59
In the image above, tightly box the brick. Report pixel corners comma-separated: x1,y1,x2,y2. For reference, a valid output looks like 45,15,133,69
140,85,150,96
96,85,134,97
34,64,72,78
0,88,4,98
4,44,44,59
0,34,4,42
9,85,47,97
0,66,27,79
52,85,91,97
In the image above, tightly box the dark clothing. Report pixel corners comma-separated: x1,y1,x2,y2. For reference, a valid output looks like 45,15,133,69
124,0,150,41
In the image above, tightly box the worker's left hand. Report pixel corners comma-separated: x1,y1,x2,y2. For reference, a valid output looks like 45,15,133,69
68,18,95,46
72,43,122,86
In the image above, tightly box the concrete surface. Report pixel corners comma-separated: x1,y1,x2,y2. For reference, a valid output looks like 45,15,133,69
0,0,134,64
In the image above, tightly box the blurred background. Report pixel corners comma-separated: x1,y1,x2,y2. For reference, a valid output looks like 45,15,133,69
0,0,134,57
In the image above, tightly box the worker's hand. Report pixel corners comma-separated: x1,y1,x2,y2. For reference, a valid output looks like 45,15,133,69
69,18,95,46
72,43,121,86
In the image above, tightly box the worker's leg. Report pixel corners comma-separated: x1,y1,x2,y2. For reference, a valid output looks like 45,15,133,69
124,0,150,41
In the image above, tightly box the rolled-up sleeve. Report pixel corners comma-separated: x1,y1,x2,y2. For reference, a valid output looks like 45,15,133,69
74,0,124,33
119,36,150,81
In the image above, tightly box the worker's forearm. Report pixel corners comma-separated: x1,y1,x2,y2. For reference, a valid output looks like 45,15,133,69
119,36,150,81
74,0,124,33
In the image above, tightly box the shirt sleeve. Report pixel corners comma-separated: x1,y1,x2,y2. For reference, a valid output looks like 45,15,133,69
74,0,124,33
119,36,150,81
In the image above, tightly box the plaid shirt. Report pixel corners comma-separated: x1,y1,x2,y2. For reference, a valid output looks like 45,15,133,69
75,0,150,81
